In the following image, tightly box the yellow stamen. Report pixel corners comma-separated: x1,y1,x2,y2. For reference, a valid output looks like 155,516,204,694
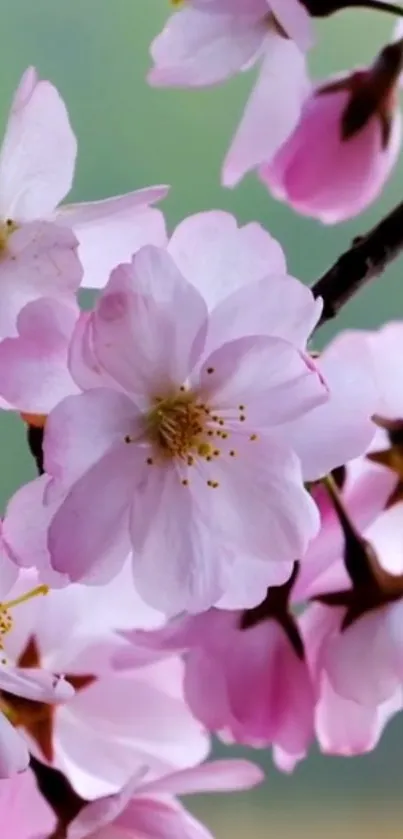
2,585,49,612
0,219,17,253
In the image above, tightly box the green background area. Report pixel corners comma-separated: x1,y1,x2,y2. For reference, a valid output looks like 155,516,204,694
1,3,402,836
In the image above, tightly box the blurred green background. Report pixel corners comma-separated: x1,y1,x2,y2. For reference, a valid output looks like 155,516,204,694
1,2,403,836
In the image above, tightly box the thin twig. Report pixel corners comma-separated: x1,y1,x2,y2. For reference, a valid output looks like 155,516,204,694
312,199,403,329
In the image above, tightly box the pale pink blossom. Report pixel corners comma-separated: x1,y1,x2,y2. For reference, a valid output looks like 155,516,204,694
118,594,315,773
21,235,329,614
149,2,312,186
260,39,403,222
0,67,168,289
67,759,263,839
0,769,56,838
0,567,209,799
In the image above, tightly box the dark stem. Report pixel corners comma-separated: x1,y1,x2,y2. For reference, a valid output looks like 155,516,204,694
342,0,403,17
26,424,45,475
303,0,403,17
312,199,403,329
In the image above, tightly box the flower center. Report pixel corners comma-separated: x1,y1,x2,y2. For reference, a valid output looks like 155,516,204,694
145,390,210,460
0,218,17,253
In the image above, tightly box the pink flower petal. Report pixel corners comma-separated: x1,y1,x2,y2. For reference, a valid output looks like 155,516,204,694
197,335,327,426
206,274,322,352
130,466,224,614
222,34,309,186
91,246,208,397
0,714,29,778
48,444,137,583
0,297,78,413
44,388,141,489
0,69,76,221
0,769,56,831
2,475,69,587
168,210,286,310
207,432,320,562
149,7,265,87
0,221,81,340
56,188,169,290
0,665,73,702
269,0,314,50
283,330,378,481
142,759,263,796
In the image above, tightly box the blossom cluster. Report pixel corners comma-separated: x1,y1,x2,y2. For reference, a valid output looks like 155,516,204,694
3,1,403,834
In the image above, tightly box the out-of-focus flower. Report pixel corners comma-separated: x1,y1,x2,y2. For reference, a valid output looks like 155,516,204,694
0,67,168,289
0,547,74,778
148,1,313,187
118,566,315,773
67,759,264,839
260,38,403,222
0,566,209,799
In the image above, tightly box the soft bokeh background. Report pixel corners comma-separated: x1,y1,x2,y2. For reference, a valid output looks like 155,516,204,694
1,2,403,836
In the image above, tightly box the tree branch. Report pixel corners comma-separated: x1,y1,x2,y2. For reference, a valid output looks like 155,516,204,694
311,199,403,329
26,424,45,475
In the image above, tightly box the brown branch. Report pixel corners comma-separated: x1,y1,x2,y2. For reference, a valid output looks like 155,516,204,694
311,199,403,329
26,424,45,475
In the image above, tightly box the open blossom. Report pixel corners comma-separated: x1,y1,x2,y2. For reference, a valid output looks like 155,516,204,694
260,38,403,222
2,211,380,612
15,232,329,614
149,1,313,187
0,67,168,290
0,566,208,799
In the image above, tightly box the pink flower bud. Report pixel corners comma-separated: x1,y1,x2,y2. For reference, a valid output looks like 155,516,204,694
260,40,403,223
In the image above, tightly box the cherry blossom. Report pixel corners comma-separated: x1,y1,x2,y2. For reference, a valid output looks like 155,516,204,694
148,1,312,187
0,67,168,290
22,235,330,614
0,567,208,799
260,38,403,222
118,568,315,773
